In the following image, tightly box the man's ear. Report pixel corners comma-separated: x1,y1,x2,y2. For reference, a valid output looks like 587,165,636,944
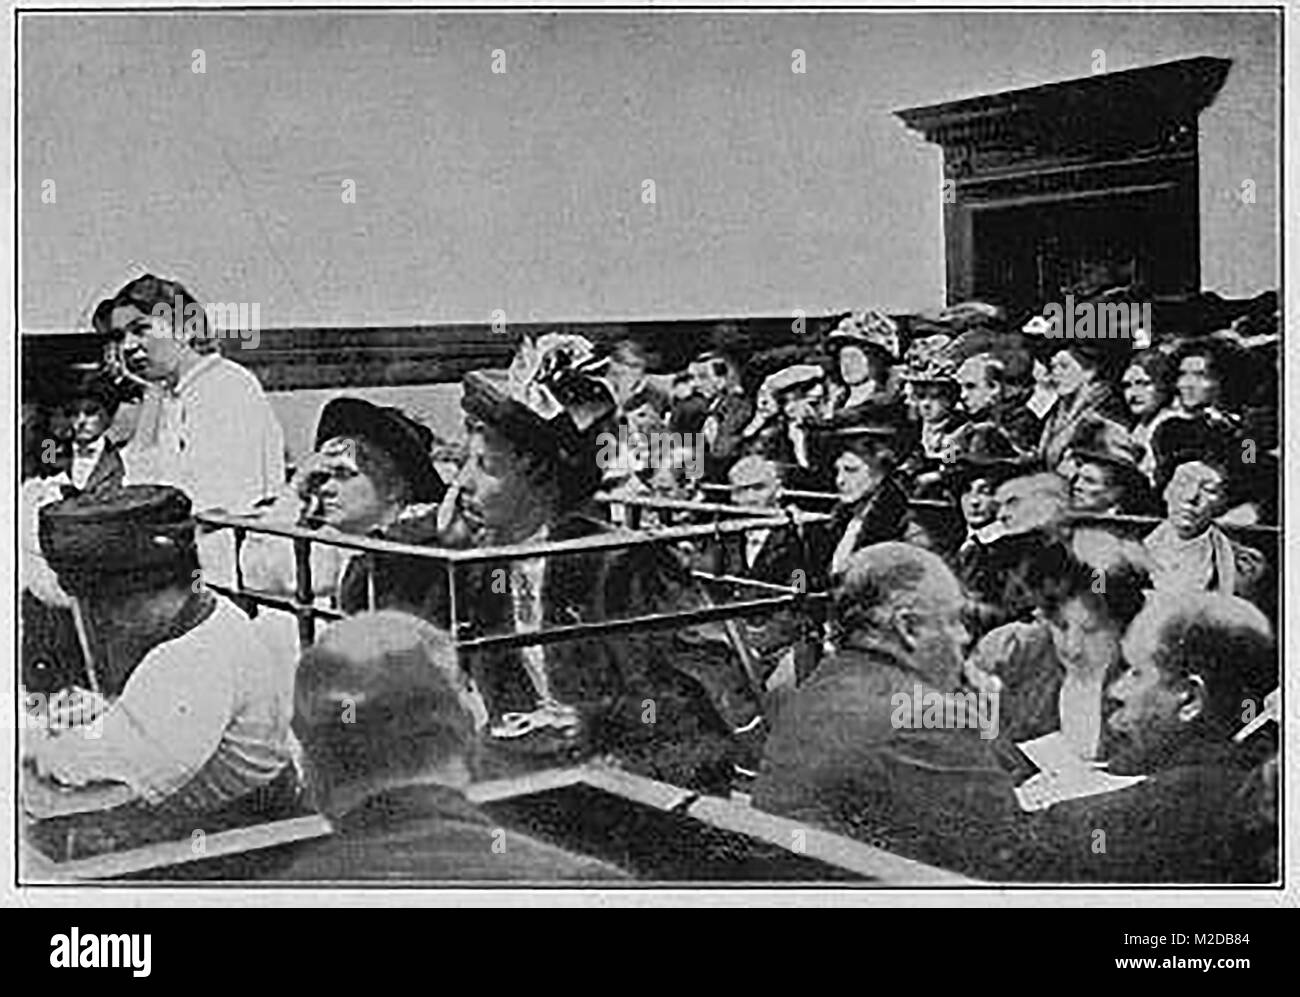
1177,674,1207,724
891,607,921,650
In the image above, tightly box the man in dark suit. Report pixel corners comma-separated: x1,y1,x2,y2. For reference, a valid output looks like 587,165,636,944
698,456,824,691
1028,591,1277,883
753,544,1026,880
21,367,128,693
34,367,128,494
271,611,628,882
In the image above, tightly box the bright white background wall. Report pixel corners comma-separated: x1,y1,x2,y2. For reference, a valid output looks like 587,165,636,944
20,10,1279,334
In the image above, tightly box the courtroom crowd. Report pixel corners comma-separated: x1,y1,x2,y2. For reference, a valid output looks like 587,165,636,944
18,273,1279,883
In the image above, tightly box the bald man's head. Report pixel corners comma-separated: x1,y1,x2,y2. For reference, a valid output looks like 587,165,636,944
1108,592,1276,773
836,542,970,685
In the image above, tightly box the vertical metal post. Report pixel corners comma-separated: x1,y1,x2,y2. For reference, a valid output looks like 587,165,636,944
68,599,100,696
294,537,316,647
233,526,246,593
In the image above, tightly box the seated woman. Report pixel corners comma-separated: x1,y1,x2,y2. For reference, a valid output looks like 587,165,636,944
815,411,913,581
1119,349,1177,484
820,311,910,432
238,397,445,608
1062,417,1156,517
964,529,1153,764
898,352,966,487
1037,338,1129,473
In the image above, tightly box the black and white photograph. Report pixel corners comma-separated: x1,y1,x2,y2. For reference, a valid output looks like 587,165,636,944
7,2,1291,906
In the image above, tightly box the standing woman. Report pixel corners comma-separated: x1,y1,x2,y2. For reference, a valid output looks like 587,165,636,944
93,274,287,585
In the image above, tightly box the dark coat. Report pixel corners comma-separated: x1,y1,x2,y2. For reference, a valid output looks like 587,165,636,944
743,420,834,495
270,783,629,882
702,391,755,482
1025,737,1271,883
41,439,126,494
1038,381,1128,471
986,397,1042,458
21,592,88,695
812,476,911,578
699,521,824,682
958,528,1052,638
76,440,126,495
345,510,763,784
752,634,1027,878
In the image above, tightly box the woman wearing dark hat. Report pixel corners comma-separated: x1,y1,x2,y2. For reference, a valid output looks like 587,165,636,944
816,414,912,580
898,352,967,484
1062,417,1157,516
239,397,445,611
1037,338,1129,472
938,424,1026,609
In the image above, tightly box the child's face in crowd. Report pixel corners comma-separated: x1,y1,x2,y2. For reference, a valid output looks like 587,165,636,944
959,478,999,530
1122,364,1162,419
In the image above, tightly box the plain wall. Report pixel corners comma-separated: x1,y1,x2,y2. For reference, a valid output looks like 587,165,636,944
20,10,1278,334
